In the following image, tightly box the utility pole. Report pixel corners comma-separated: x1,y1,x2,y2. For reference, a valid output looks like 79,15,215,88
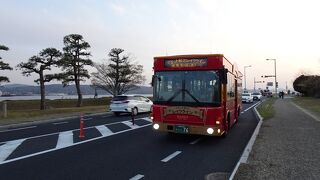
266,59,277,96
254,77,255,91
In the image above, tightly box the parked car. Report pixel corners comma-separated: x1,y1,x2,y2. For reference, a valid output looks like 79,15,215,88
252,92,262,101
109,95,153,116
242,93,253,103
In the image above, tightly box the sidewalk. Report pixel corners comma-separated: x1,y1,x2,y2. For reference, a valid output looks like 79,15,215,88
234,99,320,180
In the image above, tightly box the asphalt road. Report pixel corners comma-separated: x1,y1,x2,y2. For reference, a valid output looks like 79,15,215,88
0,102,260,180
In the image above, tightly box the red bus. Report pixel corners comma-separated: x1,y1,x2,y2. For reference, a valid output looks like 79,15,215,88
151,54,242,136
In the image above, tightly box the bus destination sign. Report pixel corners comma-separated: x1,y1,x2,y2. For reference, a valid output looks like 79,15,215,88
165,58,207,68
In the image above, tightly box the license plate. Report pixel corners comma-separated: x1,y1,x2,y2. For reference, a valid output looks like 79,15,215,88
175,125,189,134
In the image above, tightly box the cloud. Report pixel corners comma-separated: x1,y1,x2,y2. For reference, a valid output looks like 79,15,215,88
110,2,126,15
195,0,220,14
165,0,180,10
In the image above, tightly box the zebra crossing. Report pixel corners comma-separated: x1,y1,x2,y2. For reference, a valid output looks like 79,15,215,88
0,118,152,165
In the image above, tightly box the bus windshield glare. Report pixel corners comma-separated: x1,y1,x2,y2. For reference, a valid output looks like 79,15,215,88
153,71,220,106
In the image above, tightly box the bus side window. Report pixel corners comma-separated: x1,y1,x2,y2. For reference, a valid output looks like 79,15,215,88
227,73,235,98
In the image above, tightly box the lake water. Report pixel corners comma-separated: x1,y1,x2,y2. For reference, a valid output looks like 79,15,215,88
0,94,153,101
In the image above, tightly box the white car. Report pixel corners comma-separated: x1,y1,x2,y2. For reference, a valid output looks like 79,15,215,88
242,93,254,103
252,92,262,101
109,95,153,116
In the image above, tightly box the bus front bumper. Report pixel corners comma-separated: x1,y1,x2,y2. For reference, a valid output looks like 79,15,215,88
152,122,224,136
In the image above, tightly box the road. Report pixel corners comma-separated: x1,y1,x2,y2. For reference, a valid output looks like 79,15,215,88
0,102,260,180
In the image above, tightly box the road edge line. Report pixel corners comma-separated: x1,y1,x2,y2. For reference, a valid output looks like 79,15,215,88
229,101,264,180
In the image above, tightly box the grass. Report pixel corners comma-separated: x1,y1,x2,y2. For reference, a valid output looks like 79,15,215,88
291,96,320,116
256,98,276,120
5,97,112,110
0,105,108,125
0,97,112,125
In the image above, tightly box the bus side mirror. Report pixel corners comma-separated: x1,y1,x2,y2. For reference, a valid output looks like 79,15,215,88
151,75,161,87
220,69,228,84
151,75,155,87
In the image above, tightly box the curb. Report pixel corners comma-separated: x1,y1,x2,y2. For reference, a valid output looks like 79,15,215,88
0,111,111,131
229,101,264,180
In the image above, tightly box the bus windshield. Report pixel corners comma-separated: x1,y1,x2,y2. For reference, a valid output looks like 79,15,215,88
153,71,220,106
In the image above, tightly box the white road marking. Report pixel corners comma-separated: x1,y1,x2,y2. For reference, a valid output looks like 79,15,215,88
56,131,73,149
53,122,68,125
83,118,92,121
190,138,202,145
229,105,263,180
0,117,151,144
129,174,144,180
0,123,152,165
96,125,113,137
243,102,260,112
0,139,25,162
161,151,182,162
122,121,139,129
142,117,152,122
0,126,37,133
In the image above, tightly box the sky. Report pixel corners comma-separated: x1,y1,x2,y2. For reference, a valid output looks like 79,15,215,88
1,0,320,91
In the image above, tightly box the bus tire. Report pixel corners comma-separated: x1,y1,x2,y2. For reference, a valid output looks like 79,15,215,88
222,115,231,138
235,107,240,124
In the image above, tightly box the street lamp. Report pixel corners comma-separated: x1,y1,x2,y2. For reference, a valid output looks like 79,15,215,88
244,65,252,91
266,59,277,96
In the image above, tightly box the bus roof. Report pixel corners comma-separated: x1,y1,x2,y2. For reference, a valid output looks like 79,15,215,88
153,54,242,78
154,54,224,59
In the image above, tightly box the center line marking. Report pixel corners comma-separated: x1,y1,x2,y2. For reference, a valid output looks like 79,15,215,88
190,138,202,145
161,151,182,162
53,122,68,125
129,174,144,180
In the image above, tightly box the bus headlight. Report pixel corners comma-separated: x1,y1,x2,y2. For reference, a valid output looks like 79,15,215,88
153,123,160,130
207,128,214,134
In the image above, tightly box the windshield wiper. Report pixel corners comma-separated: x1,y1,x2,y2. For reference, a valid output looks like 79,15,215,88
166,89,201,104
166,89,183,103
184,89,200,104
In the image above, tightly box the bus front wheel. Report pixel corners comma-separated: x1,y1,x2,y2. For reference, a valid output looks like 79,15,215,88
222,117,231,138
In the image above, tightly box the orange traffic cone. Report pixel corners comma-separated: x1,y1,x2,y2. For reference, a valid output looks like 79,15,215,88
79,113,85,139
